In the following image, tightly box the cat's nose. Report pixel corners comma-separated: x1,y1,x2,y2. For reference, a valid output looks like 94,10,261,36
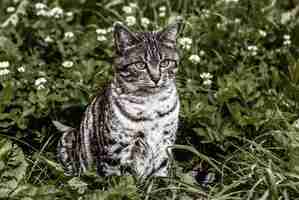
148,65,161,84
149,71,161,85
151,74,160,84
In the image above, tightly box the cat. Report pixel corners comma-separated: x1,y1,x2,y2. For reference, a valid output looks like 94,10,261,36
57,18,182,179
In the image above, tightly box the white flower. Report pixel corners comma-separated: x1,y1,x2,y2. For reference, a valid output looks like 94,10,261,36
200,72,213,80
203,79,212,86
216,23,221,29
258,30,267,37
0,61,10,68
62,60,74,68
178,37,192,50
159,12,166,17
35,77,47,85
36,9,49,17
17,66,25,72
283,34,291,46
35,3,47,10
64,32,74,39
125,16,136,26
37,84,45,90
202,9,210,14
224,0,239,3
141,17,150,28
159,6,166,12
189,54,201,64
129,3,138,8
247,45,258,55
202,9,210,18
293,119,299,129
234,18,241,24
247,45,258,51
35,77,47,89
66,12,73,17
122,6,133,14
0,69,10,76
96,28,107,35
49,7,64,18
97,35,107,41
283,40,291,46
6,6,15,13
45,36,54,43
283,34,290,40
199,50,205,56
159,6,167,17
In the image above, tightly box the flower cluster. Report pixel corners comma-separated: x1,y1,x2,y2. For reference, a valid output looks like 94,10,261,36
35,77,47,90
122,3,137,14
45,36,54,43
141,17,150,28
6,6,15,13
223,0,239,3
247,45,258,56
293,119,299,129
0,61,10,68
189,55,201,64
122,3,138,26
216,20,228,30
200,72,213,86
35,3,64,19
159,6,166,17
189,51,205,64
125,16,136,26
0,61,10,76
96,28,108,42
122,6,133,14
17,66,25,72
178,37,192,50
64,31,75,39
201,9,211,19
62,61,74,68
258,30,267,37
283,34,291,46
234,18,241,24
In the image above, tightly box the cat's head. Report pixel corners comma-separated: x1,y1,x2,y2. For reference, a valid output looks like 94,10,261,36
113,18,182,95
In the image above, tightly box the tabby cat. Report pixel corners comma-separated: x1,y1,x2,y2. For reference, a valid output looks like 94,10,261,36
57,19,182,179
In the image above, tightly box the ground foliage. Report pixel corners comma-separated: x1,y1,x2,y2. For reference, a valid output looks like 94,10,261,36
1,0,299,199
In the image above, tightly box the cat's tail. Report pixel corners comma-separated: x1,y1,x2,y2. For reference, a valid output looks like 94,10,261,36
53,120,80,176
52,120,73,132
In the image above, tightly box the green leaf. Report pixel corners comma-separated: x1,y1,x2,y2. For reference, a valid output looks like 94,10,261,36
0,136,28,199
0,82,13,109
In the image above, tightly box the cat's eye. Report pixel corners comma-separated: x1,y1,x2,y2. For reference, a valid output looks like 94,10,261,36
160,59,174,69
132,62,147,70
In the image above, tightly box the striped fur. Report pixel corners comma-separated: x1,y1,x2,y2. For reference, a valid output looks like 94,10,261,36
57,19,182,178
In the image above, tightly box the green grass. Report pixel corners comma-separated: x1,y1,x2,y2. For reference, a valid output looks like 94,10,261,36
1,0,299,199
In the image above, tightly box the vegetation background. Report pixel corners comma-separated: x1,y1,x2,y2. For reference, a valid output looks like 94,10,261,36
1,0,299,199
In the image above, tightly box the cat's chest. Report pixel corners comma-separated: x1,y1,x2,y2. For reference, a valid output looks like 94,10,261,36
108,85,179,142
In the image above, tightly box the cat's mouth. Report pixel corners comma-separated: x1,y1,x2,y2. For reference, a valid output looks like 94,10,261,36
133,86,162,95
145,86,161,92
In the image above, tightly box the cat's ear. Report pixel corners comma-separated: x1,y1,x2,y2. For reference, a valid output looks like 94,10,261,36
113,22,139,54
158,17,183,44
